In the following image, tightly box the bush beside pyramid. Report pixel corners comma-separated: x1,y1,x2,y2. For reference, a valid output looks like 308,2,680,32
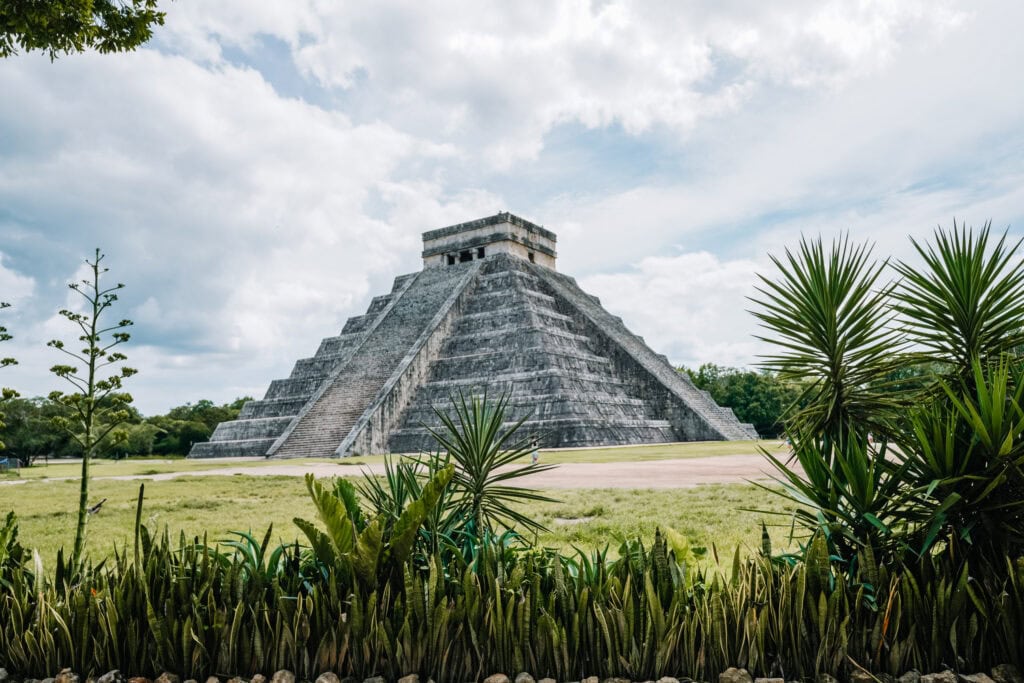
189,213,757,458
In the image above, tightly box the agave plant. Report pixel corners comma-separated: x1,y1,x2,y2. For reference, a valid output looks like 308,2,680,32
294,465,453,586
892,357,1024,559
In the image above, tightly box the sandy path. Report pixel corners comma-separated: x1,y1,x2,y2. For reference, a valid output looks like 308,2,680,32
1,453,789,489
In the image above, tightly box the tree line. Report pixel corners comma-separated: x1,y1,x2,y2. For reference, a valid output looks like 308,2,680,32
0,395,250,465
679,363,801,437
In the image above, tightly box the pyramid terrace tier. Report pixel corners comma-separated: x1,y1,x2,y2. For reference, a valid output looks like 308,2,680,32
390,418,678,453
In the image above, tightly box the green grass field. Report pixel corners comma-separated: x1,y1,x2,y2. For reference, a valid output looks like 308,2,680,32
2,475,797,569
0,440,796,568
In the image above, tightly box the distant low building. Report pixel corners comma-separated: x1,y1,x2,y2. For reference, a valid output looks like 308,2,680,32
190,212,756,458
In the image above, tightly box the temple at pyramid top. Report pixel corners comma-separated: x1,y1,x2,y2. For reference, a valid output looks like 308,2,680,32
190,212,756,459
421,212,558,269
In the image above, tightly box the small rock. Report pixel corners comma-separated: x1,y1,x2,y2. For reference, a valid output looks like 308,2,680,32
539,679,558,683
484,676,511,683
922,673,958,683
755,679,784,683
184,680,197,683
250,676,266,683
398,676,419,683
126,678,149,683
658,678,680,683
961,676,995,683
992,668,1024,683
720,670,753,683
583,677,599,683
818,676,840,683
604,678,631,683
155,674,179,683
56,670,79,683
315,675,340,683
41,678,56,683
515,674,536,683
205,677,219,683
271,673,294,683
361,678,385,683
850,672,874,683
899,673,921,683
0,669,8,683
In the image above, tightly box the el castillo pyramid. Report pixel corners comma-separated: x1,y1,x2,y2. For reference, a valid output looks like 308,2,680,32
190,213,757,458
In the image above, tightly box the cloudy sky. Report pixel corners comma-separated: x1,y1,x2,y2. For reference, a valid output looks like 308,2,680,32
1,0,1022,414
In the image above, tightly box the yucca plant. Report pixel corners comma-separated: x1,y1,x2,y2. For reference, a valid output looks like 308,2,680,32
751,235,908,564
426,390,557,559
894,222,1024,379
752,234,905,441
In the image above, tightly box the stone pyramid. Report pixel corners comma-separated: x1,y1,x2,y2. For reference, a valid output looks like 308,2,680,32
190,213,757,458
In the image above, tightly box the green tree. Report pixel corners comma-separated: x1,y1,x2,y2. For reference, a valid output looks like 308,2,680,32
681,363,802,437
0,301,17,453
146,397,250,455
1,0,165,59
48,248,136,567
0,397,74,466
108,421,158,457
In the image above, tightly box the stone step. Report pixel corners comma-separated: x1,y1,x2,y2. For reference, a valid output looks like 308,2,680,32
313,333,364,357
427,348,611,378
390,418,677,452
237,396,308,419
188,437,278,459
210,416,294,441
400,395,656,426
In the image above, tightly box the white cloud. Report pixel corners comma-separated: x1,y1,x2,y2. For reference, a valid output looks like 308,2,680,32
580,251,765,369
158,1,965,166
0,254,34,305
544,1,1023,274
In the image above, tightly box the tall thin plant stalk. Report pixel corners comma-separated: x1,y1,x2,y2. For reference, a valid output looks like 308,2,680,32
47,249,135,568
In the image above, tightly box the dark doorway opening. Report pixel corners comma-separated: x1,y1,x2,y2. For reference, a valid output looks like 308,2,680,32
528,252,535,263
459,250,472,263
477,246,486,259
447,254,456,265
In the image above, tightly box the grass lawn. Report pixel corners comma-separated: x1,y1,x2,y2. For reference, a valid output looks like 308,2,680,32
0,456,330,480
2,471,798,570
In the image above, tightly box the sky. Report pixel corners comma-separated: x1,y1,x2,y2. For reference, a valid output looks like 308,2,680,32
1,0,1022,415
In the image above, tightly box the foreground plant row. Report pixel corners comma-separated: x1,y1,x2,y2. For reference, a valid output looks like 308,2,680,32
1,501,1022,683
